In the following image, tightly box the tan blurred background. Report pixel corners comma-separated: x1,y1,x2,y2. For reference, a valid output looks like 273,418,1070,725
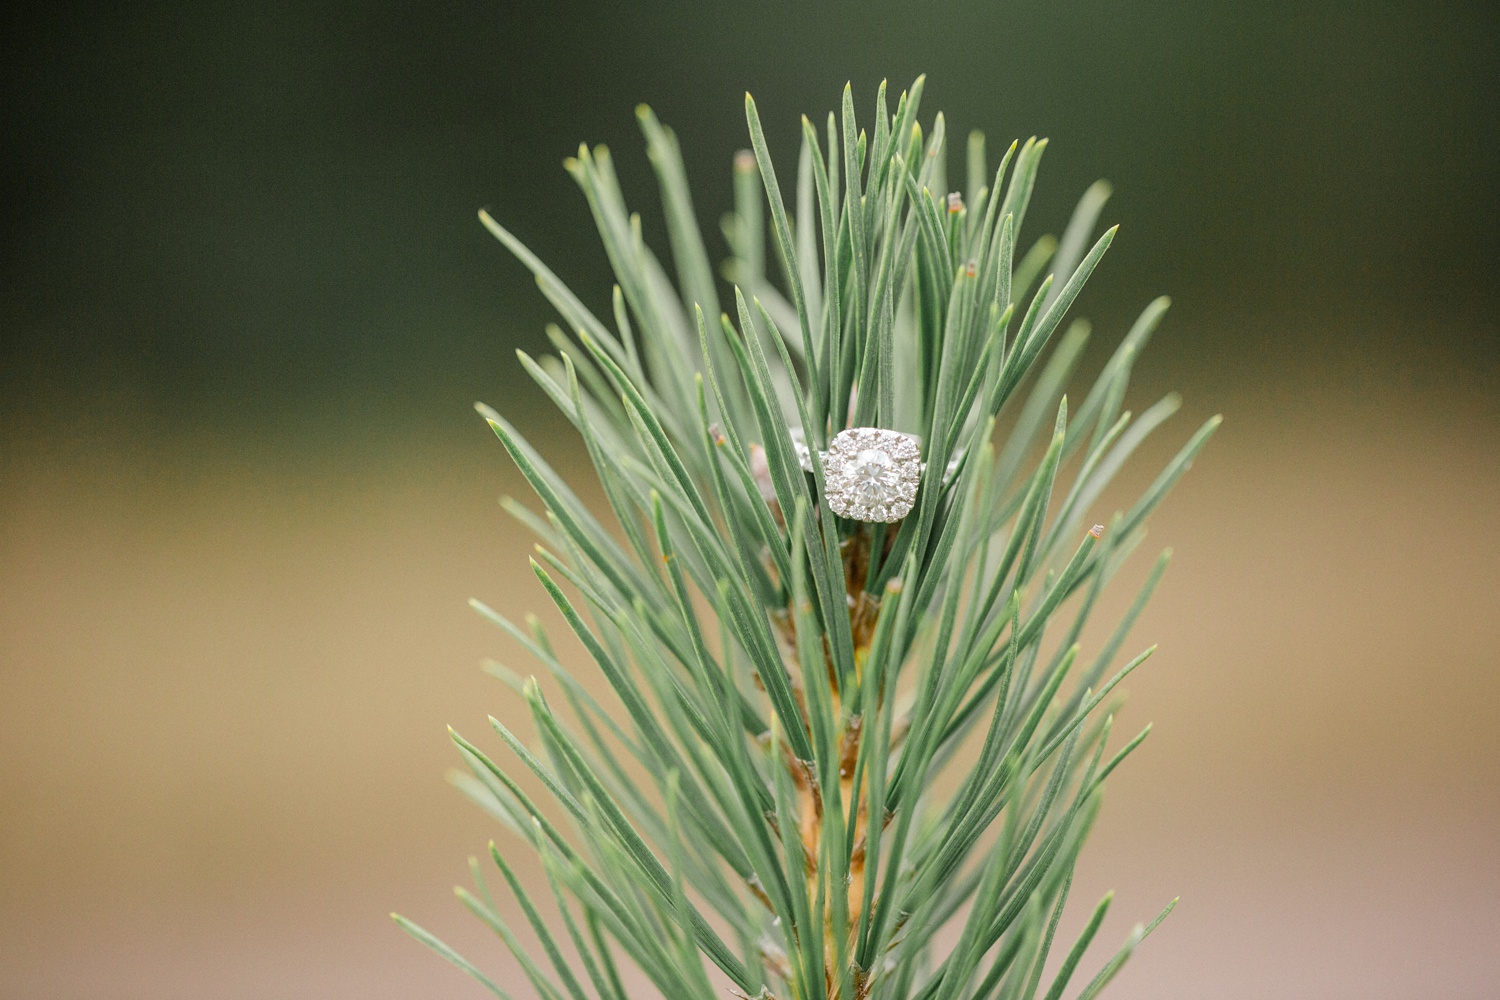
3,2,1498,998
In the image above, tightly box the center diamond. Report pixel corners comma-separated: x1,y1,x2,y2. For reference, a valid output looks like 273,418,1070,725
847,448,897,503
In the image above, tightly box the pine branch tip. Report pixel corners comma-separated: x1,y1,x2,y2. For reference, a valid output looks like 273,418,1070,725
442,74,1212,997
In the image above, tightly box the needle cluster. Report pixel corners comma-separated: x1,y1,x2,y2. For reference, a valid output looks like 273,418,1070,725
396,76,1218,1000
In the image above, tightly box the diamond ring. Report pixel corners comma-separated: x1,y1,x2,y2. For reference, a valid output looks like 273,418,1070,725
819,428,923,522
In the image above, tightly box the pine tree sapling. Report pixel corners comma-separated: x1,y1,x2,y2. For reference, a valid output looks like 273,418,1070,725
395,77,1219,1000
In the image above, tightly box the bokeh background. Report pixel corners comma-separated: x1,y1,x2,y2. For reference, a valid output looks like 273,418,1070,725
3,2,1498,998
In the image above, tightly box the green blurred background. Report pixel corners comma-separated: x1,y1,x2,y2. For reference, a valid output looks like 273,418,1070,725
3,2,1497,997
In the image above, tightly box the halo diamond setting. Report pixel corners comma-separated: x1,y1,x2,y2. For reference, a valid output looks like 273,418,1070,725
822,427,923,522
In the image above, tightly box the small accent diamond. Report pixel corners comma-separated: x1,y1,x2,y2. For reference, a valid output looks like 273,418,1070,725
788,426,814,473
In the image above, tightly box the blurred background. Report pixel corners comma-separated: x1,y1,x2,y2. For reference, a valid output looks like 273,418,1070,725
3,2,1497,998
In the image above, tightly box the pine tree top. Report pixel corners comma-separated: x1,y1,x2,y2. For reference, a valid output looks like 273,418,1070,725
396,77,1218,1000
